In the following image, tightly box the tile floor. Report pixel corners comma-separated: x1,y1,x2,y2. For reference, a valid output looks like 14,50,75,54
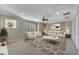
66,39,78,55
7,38,78,55
8,40,45,55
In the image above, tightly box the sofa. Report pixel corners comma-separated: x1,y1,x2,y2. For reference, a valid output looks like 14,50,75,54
24,31,42,40
24,32,35,40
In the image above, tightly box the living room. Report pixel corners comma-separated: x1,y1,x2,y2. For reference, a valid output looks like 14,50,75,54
0,4,79,55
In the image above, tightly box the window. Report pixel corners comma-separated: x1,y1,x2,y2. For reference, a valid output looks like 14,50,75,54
24,22,37,32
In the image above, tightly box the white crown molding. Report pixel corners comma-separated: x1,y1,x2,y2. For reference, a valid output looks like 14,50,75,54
72,4,79,18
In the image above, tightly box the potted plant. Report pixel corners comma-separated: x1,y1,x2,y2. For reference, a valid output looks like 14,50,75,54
41,32,45,36
0,28,8,46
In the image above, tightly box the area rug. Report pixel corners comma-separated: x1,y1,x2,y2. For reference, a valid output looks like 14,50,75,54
26,38,67,55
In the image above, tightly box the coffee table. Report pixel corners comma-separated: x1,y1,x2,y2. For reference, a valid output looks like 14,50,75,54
42,36,59,42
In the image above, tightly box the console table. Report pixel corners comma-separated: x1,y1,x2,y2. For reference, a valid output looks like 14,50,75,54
65,34,71,38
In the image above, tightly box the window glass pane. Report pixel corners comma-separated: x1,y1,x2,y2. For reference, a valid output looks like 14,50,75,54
24,22,38,32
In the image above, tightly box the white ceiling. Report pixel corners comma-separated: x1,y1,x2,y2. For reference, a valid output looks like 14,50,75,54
0,4,77,23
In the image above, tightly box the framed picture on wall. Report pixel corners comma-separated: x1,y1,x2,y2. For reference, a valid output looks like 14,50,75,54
5,19,16,28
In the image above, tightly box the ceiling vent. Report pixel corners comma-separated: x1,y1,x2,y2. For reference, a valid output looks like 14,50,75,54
63,12,70,15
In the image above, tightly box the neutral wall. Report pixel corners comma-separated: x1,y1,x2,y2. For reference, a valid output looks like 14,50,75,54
75,13,79,53
60,22,65,37
0,14,24,41
58,21,72,38
65,21,72,34
0,15,5,29
7,18,24,41
0,14,39,41
72,13,79,54
65,21,72,38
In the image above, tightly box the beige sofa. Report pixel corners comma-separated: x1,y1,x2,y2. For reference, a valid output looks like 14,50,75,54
24,31,42,40
24,32,35,40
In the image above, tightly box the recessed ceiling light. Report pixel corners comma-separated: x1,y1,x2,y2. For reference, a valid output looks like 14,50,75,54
56,12,59,15
20,13,24,15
